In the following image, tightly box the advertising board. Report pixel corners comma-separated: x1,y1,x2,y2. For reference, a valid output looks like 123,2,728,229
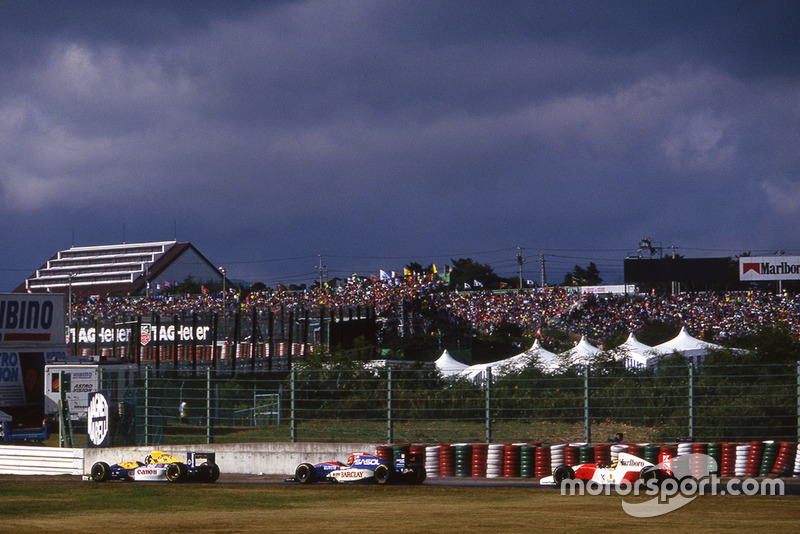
0,293,65,346
739,256,800,281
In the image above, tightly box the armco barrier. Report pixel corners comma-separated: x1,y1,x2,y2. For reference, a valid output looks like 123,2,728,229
0,445,84,475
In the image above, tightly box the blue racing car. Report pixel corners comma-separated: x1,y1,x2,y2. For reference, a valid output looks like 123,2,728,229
291,451,426,485
90,450,220,483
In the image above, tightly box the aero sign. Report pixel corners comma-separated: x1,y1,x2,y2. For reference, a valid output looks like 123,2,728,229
740,256,800,281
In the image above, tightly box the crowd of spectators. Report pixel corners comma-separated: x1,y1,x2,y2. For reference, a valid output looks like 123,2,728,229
68,275,800,344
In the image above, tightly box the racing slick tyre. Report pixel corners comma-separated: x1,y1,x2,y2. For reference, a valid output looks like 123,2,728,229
206,462,220,483
403,466,426,485
374,464,392,485
166,462,188,483
639,465,669,487
91,461,111,482
196,462,210,482
553,465,575,485
295,463,316,484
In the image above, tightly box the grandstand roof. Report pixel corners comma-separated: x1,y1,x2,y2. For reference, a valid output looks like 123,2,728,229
16,240,223,297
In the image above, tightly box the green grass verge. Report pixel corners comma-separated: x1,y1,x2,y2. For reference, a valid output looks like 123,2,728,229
0,477,798,533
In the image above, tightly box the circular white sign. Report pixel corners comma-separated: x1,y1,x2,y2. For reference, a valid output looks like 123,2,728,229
87,393,109,446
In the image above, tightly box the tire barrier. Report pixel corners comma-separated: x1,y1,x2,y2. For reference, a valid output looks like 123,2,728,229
375,445,393,464
769,442,794,478
376,440,800,478
519,444,537,478
439,444,455,478
550,443,565,471
486,444,504,478
689,442,708,478
759,441,778,477
643,444,660,465
425,445,441,478
626,444,644,460
564,444,580,467
454,444,472,477
745,441,764,478
471,443,488,478
705,442,721,476
579,444,595,464
794,443,800,476
594,443,611,466
735,443,750,477
502,444,521,478
720,442,735,477
534,445,551,478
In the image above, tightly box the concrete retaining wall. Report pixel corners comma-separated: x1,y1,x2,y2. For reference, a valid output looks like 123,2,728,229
84,442,383,476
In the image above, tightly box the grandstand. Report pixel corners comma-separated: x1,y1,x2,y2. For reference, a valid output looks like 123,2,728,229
16,240,223,297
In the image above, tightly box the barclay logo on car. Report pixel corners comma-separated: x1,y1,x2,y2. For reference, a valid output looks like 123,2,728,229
334,470,366,479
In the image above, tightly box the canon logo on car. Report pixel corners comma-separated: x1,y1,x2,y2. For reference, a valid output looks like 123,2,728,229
136,469,158,475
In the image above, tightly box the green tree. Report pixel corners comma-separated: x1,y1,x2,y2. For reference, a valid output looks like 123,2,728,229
563,262,603,286
449,258,500,289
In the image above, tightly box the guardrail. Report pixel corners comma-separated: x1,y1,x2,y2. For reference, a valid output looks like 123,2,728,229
0,445,84,475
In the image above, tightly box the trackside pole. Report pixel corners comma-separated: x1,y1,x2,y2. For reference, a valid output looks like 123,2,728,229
144,367,150,445
290,369,296,443
584,366,591,443
485,367,492,444
387,369,394,444
688,362,695,442
206,368,213,444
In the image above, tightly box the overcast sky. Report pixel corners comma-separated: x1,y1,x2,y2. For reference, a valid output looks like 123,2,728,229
1,1,799,291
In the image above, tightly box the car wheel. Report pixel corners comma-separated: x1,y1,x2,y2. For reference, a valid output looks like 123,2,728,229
207,462,220,483
91,461,111,482
166,462,187,483
295,463,316,484
374,464,392,485
196,462,210,482
639,465,667,485
412,466,427,485
553,465,575,485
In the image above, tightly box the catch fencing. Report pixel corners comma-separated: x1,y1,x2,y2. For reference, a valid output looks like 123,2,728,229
87,360,800,448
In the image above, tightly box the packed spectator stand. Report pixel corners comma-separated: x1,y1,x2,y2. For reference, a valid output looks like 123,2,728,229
67,274,800,347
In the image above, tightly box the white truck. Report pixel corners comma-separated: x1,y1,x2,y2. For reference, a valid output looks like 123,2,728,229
44,362,137,421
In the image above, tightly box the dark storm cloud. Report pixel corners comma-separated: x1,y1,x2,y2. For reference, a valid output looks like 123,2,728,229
1,1,799,290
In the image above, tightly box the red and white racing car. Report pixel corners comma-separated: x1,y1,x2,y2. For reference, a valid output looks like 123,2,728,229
540,452,669,487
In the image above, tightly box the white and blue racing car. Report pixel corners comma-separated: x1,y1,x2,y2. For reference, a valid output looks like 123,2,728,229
291,451,426,485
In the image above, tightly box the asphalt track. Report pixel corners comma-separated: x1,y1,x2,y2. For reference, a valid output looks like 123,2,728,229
219,474,800,495
3,474,798,495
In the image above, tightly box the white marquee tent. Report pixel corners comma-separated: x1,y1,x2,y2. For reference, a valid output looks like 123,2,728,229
614,332,661,368
441,326,734,382
652,327,723,359
434,349,469,378
561,336,603,367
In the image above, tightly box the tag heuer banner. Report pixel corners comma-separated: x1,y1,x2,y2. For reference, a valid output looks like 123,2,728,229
740,256,800,281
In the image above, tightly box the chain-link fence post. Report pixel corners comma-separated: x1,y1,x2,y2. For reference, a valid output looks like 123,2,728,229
688,361,695,441
206,368,213,444
485,367,492,443
143,367,150,446
290,369,297,443
584,366,591,443
387,368,394,444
